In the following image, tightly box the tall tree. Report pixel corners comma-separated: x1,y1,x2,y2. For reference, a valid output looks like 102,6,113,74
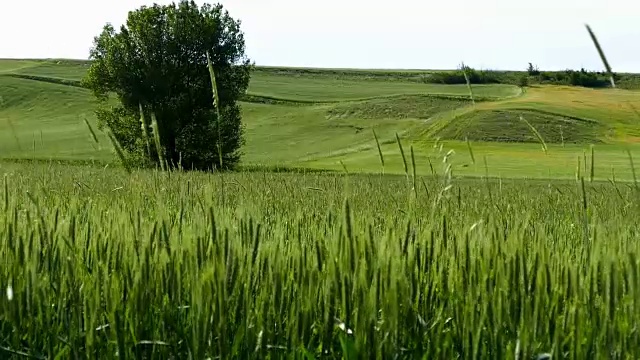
84,1,252,170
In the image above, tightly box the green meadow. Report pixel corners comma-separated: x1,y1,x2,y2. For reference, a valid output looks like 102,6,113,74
2,57,640,358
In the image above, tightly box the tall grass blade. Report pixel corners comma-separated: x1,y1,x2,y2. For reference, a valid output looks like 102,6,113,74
3,175,7,212
576,156,581,181
466,137,476,164
150,111,166,172
461,62,475,105
411,145,417,198
585,24,616,88
372,129,385,174
207,51,224,170
6,118,22,151
590,145,595,183
106,131,131,174
628,149,638,192
340,160,349,175
580,177,590,252
519,114,547,153
83,117,100,144
139,102,151,157
395,133,408,180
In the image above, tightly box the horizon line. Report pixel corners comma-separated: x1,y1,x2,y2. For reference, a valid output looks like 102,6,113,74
0,57,634,74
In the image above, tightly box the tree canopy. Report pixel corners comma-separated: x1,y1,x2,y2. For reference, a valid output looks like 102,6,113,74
84,0,252,170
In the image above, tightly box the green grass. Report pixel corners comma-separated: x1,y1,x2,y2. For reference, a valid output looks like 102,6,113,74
2,160,640,358
305,140,640,181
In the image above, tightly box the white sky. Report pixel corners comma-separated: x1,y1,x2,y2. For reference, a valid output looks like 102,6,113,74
1,0,639,72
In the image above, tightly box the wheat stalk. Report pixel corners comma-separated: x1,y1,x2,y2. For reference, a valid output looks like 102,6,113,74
585,24,616,88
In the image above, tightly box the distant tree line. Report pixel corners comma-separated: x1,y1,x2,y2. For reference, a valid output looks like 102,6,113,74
421,63,623,88
427,65,502,85
536,68,611,87
249,66,640,90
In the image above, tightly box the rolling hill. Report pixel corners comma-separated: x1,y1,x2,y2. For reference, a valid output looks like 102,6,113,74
1,59,640,180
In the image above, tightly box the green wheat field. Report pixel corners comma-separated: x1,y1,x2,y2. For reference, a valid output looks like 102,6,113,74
2,58,640,358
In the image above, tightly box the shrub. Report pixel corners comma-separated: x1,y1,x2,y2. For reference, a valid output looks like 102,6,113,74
518,74,529,87
428,67,500,85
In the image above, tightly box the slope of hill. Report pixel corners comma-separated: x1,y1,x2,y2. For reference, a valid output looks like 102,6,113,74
2,59,640,180
424,86,640,143
0,75,111,161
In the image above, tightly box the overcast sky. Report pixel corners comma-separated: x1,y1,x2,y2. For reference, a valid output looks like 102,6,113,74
1,0,639,71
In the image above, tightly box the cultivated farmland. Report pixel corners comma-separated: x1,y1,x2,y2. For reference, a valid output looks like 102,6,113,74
2,58,640,358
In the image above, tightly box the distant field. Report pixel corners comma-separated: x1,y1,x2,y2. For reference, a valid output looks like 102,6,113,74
10,60,89,80
5,60,521,101
247,72,520,101
0,59,41,72
2,59,640,181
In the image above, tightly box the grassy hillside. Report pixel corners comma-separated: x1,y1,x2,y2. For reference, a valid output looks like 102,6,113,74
246,73,519,101
2,59,640,180
3,60,519,101
424,86,640,142
0,75,110,161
